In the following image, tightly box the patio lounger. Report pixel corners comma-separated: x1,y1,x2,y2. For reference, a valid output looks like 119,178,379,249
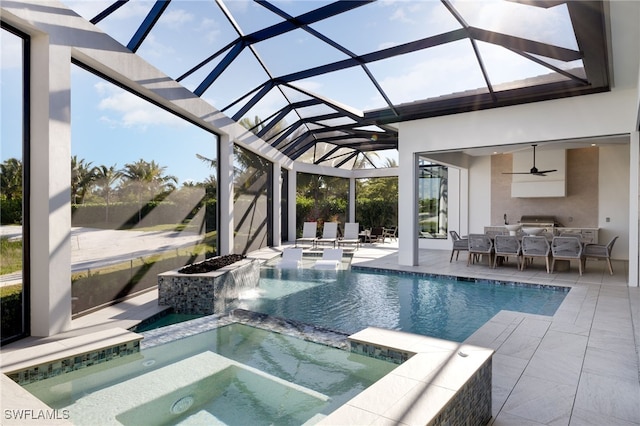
314,248,343,269
276,248,303,268
339,223,360,249
316,222,339,248
295,222,317,248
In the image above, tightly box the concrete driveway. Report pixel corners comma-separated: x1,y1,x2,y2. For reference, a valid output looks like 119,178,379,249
1,227,204,286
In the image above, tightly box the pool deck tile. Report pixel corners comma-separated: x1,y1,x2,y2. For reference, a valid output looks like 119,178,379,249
1,241,639,425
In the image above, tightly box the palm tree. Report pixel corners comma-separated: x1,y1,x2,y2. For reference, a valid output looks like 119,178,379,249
94,164,122,223
0,158,23,201
71,156,96,204
121,159,177,223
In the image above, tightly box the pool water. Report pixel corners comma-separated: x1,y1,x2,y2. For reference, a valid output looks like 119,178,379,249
232,267,569,342
23,323,396,426
133,313,202,332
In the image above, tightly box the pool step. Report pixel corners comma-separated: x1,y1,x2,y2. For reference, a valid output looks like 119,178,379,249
65,351,329,425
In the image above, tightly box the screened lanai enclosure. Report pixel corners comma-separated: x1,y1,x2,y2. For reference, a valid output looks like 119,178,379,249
2,0,628,343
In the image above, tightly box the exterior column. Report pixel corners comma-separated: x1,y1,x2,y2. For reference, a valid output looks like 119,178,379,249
398,149,418,266
629,131,639,287
30,37,72,336
288,168,297,242
218,135,234,255
349,177,356,223
271,162,281,247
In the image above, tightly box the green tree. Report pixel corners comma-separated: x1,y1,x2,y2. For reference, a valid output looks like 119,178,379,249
121,159,177,223
71,156,97,204
0,158,22,201
94,164,123,223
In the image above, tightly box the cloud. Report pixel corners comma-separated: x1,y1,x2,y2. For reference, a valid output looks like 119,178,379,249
160,9,194,29
198,18,222,44
95,82,186,129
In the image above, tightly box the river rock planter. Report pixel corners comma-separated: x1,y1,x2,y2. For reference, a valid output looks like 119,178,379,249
158,255,261,315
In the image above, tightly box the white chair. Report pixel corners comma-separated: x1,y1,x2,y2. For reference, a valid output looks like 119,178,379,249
316,222,338,248
314,248,343,269
295,222,317,248
276,248,303,269
339,223,360,249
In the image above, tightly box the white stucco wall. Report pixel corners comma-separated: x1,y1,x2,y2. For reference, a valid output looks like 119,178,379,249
599,144,630,260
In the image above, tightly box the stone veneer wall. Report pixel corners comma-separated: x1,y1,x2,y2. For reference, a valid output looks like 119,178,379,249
6,340,141,386
492,147,599,228
157,258,261,315
428,358,492,426
349,337,492,425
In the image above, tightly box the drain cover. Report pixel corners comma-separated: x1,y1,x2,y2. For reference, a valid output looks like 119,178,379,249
171,396,194,415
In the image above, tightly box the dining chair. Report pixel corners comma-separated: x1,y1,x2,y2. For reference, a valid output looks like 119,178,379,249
467,234,494,267
583,236,619,275
493,235,522,269
551,236,584,275
381,226,398,242
449,230,468,262
521,235,551,273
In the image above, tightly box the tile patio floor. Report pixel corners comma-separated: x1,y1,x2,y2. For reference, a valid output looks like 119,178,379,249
2,241,639,425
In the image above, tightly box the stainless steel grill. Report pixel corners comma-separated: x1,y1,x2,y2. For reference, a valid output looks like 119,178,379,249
519,215,564,228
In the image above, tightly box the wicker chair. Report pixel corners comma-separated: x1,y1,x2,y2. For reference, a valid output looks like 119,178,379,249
493,235,522,269
551,236,584,275
583,236,619,275
449,230,468,262
467,234,494,267
521,235,551,273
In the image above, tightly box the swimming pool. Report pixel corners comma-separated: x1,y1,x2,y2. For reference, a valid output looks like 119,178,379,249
231,266,569,342
23,322,396,425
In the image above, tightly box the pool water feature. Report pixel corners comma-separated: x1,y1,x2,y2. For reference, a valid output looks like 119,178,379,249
232,267,569,342
22,323,396,425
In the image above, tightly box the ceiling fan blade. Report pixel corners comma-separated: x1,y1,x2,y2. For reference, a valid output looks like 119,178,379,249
502,144,557,175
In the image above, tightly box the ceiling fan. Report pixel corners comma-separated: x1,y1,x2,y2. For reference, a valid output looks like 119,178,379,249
503,144,557,176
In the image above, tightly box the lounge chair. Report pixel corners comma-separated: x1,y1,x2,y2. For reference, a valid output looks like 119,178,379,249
316,222,338,248
295,222,317,248
314,248,343,269
339,223,360,249
276,248,303,268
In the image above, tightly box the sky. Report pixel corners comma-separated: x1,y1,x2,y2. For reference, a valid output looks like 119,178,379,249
1,0,580,185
